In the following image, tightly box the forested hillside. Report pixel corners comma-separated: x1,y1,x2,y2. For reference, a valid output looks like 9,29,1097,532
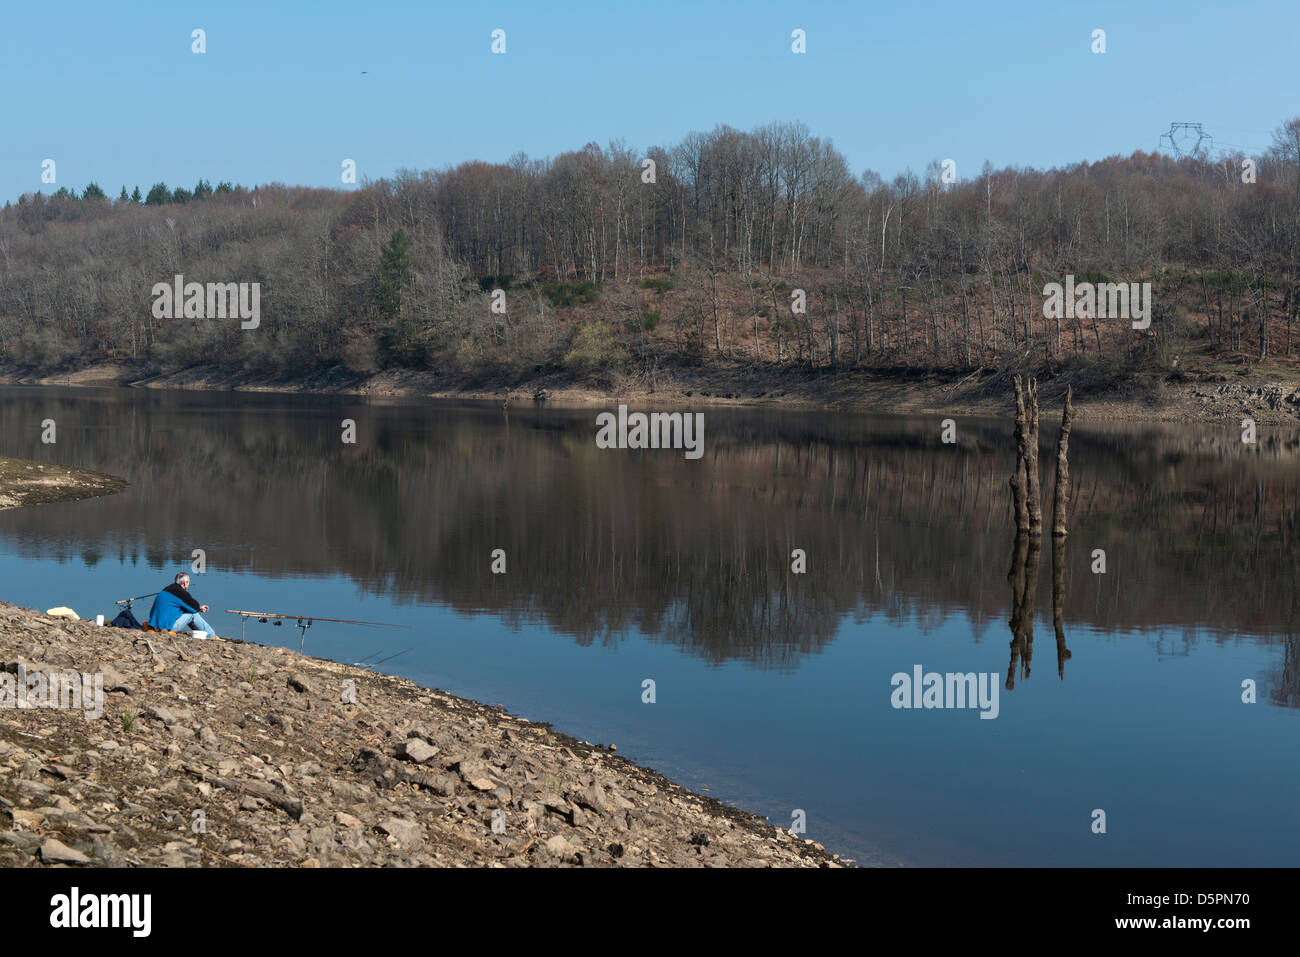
2,118,1299,391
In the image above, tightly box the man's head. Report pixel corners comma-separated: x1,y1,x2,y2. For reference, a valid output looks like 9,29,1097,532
175,572,190,590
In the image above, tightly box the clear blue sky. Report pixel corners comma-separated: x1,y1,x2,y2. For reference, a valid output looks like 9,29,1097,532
3,0,1296,202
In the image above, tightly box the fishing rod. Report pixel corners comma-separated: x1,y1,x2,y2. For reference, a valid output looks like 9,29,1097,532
224,609,410,651
225,610,405,627
115,592,158,607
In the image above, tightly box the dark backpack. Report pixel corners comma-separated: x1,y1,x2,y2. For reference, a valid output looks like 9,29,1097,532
109,607,143,629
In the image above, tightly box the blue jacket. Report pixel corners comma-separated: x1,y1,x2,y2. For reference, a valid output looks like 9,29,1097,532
147,588,197,630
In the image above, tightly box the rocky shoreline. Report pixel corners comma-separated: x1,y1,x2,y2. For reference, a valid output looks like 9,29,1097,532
0,602,842,868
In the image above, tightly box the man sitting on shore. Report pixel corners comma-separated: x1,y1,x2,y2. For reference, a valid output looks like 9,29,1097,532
147,573,218,639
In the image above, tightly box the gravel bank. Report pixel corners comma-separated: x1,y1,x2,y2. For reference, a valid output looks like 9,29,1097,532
0,602,841,868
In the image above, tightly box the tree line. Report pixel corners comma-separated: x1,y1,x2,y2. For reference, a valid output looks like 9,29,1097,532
18,178,243,211
2,117,1298,379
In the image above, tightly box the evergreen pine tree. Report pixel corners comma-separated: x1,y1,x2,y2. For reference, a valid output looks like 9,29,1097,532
377,230,412,321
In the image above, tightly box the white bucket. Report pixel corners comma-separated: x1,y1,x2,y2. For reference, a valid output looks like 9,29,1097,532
95,614,105,626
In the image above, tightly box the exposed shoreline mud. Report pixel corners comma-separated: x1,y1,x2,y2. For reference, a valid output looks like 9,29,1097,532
4,359,1299,426
0,457,128,511
0,602,844,868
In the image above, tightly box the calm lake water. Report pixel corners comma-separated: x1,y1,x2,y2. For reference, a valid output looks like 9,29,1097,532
2,385,1298,866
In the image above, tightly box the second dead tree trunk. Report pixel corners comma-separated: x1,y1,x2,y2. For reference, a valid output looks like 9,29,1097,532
1051,385,1074,537
1050,385,1075,679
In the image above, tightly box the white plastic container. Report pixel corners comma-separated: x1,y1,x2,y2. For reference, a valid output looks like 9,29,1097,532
95,614,105,626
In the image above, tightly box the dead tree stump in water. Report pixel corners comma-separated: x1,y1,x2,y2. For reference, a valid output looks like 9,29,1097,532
1010,375,1042,533
1024,377,1042,534
1051,385,1075,538
1010,376,1030,532
1008,379,1073,684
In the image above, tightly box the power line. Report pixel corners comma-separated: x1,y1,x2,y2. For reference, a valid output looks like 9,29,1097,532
1201,122,1274,137
1159,122,1268,159
1213,140,1268,154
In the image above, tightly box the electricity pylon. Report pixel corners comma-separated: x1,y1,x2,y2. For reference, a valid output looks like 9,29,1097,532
1159,122,1213,158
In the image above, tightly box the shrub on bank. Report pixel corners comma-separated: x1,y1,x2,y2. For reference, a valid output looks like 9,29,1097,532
563,322,626,376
